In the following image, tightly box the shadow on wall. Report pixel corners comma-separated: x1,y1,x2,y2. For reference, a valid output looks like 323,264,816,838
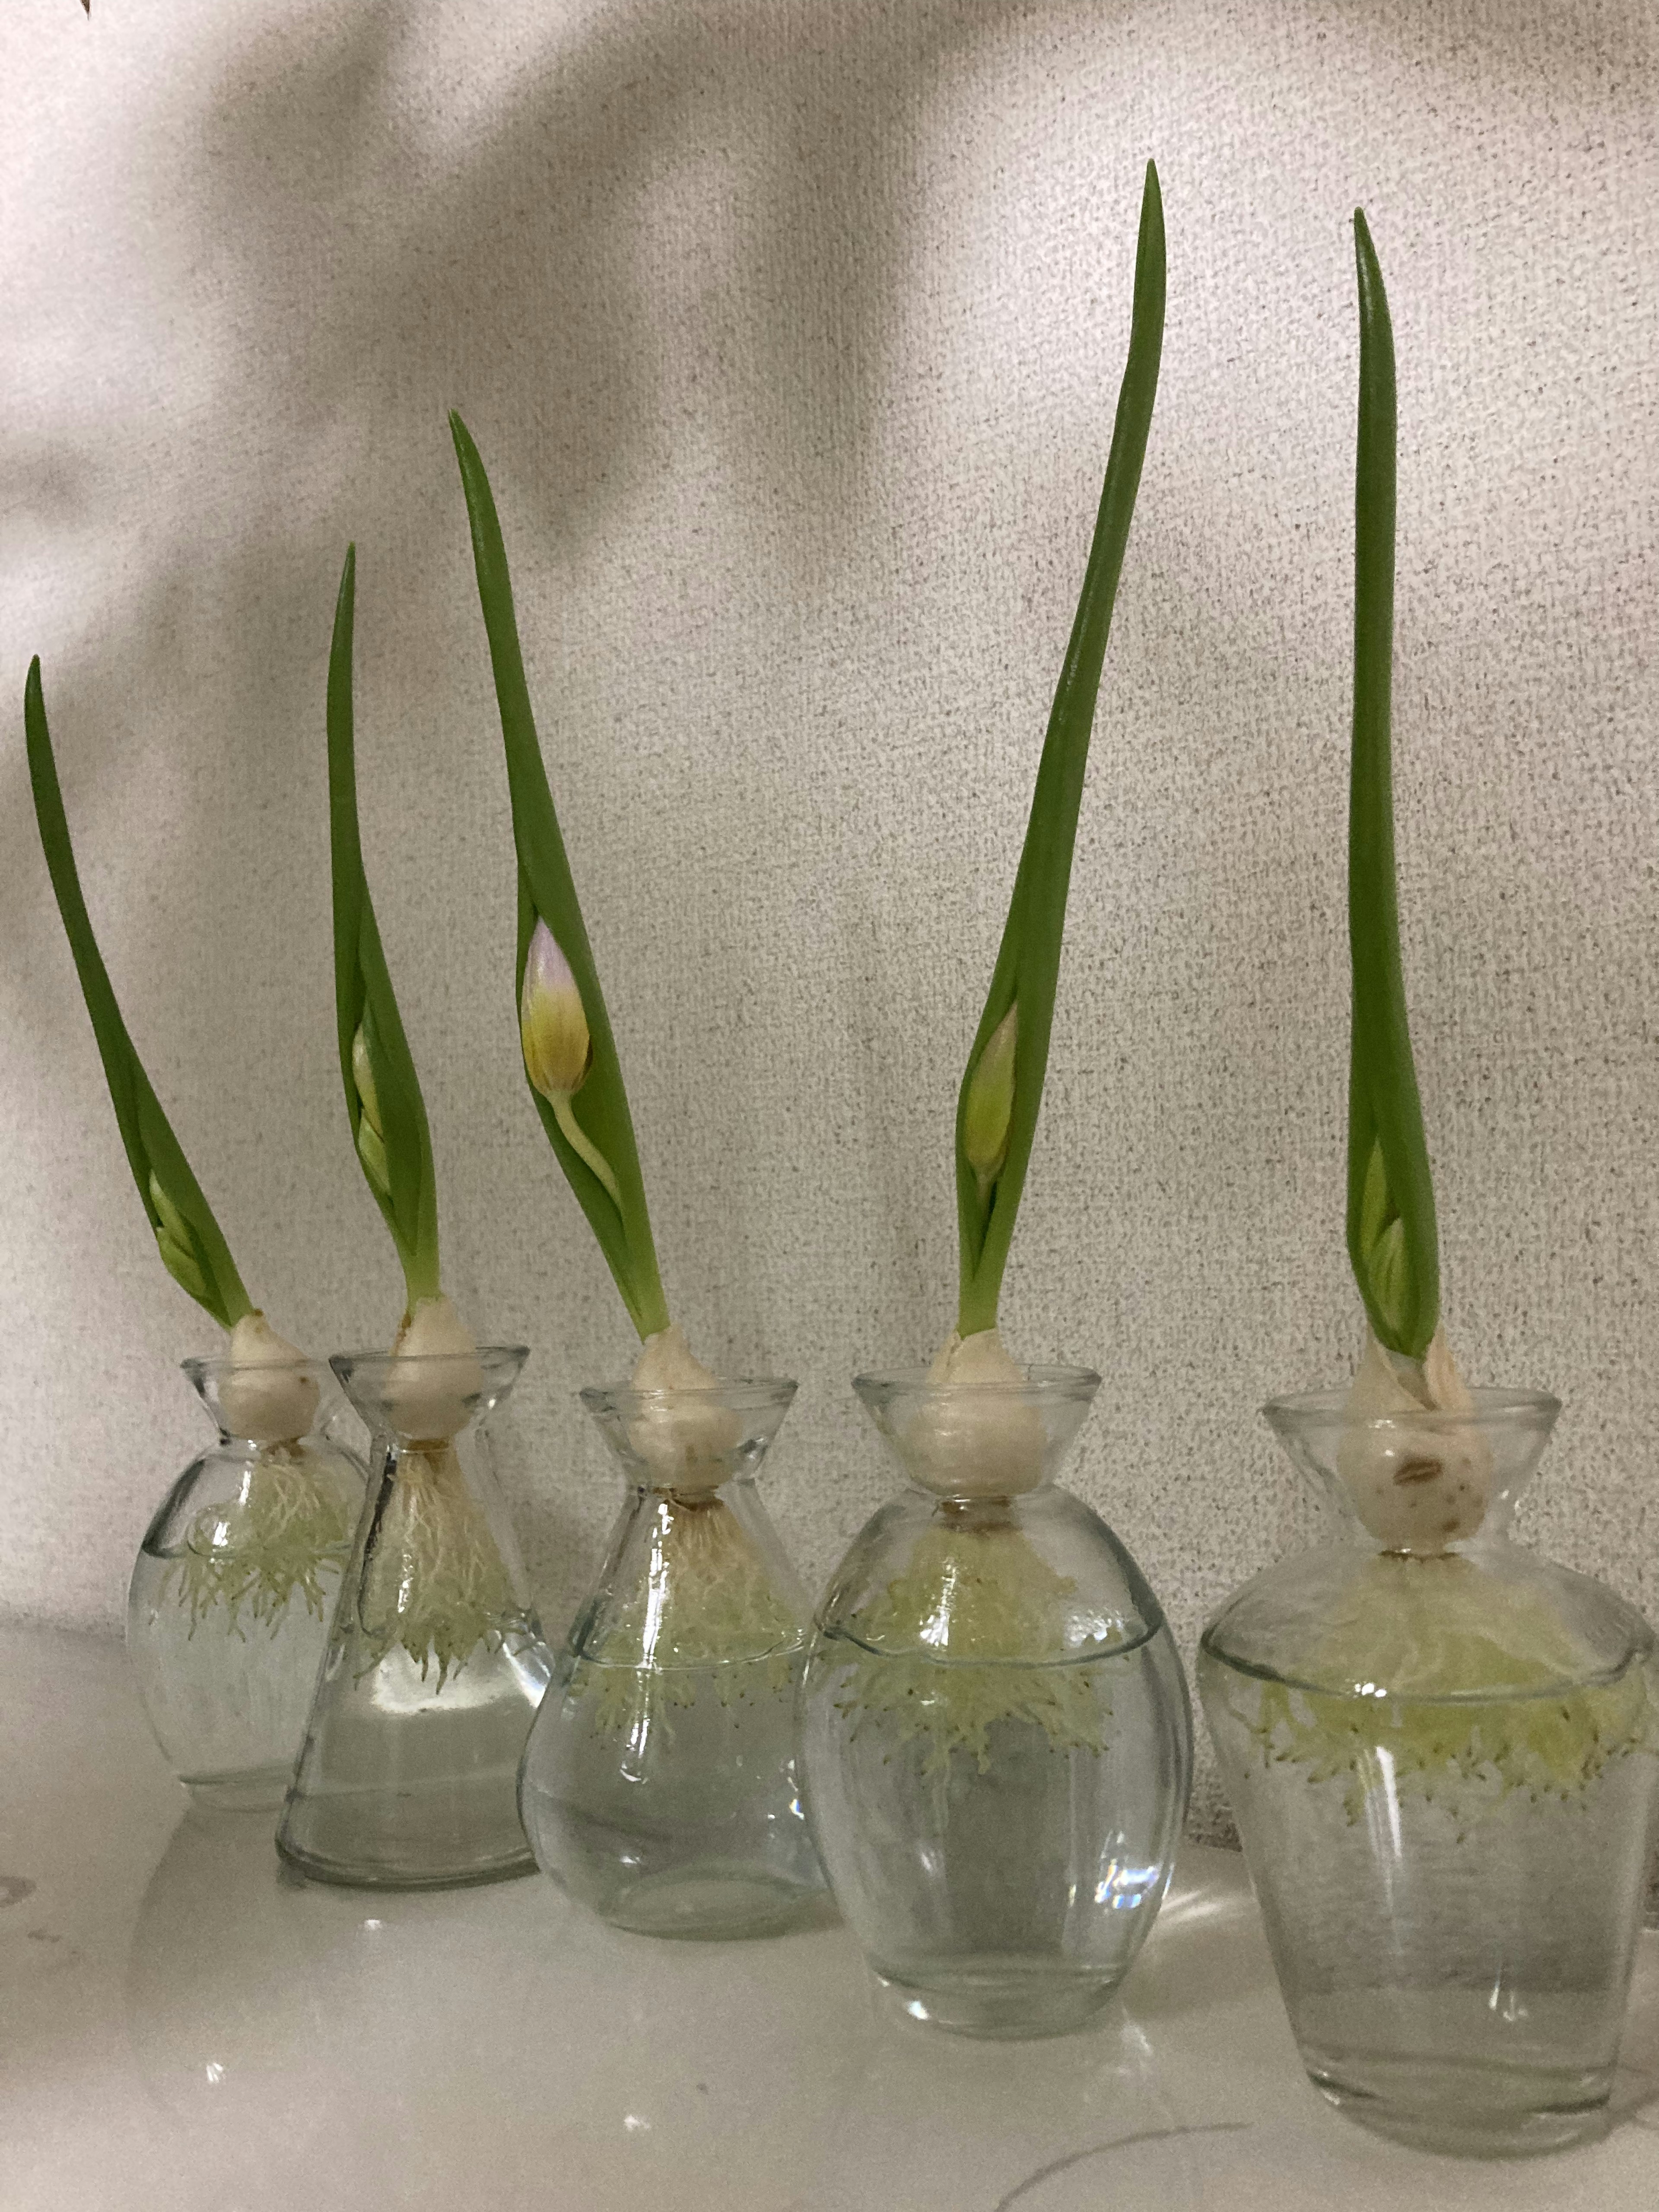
0,0,1077,1222
3,0,1646,1183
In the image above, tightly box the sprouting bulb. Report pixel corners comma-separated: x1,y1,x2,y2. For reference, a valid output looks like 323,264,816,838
1338,1331,1493,1550
626,1324,741,1491
219,1312,321,1445
903,1327,1048,1499
375,1294,487,1443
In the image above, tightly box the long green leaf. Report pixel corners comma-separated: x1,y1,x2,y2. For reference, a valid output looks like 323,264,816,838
25,658,253,1329
449,413,669,1340
1345,210,1439,1359
326,548,442,1311
954,161,1166,1336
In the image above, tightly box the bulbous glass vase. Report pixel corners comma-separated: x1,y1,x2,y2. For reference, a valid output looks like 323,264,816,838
801,1367,1192,2039
1199,1386,1659,2157
518,1377,826,1939
276,1346,551,1889
128,1357,365,1811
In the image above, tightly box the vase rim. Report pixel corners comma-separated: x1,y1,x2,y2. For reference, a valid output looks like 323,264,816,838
1263,1384,1560,1432
580,1373,797,1413
854,1363,1103,1400
181,1353,332,1382
329,1344,529,1379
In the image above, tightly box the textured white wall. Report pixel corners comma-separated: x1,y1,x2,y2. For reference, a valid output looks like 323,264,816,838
2,0,1656,1839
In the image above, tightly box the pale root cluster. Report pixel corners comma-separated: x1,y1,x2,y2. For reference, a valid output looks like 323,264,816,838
1219,1551,1655,1828
1337,1330,1493,1551
168,1443,354,1637
358,1441,518,1686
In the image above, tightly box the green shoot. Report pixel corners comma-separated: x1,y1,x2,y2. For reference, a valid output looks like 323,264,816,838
954,161,1166,1337
24,658,254,1330
326,548,442,1316
1345,211,1439,1360
449,413,671,1340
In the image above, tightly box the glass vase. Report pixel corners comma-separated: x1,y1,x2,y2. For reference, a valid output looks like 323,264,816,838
800,1365,1192,2038
127,1354,365,1811
517,1376,826,1938
276,1345,551,1889
1199,1386,1659,2157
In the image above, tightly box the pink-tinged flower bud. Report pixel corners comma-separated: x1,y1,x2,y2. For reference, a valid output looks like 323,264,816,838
520,919,591,1102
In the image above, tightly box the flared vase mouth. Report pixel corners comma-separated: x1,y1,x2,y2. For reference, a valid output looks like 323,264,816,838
1263,1384,1561,1552
579,1374,798,1420
1263,1385,1561,1441
855,1364,1102,1500
853,1363,1103,1407
581,1375,798,1493
182,1354,334,1389
328,1344,528,1438
182,1354,338,1445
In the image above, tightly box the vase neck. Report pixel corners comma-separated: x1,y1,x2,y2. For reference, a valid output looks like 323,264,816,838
575,1463,810,1666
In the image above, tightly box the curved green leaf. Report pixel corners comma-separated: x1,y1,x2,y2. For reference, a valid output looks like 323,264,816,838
955,161,1166,1335
1345,211,1440,1359
326,548,442,1312
449,414,669,1340
24,658,253,1329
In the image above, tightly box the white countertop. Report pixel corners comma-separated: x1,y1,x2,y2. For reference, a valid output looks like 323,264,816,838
4,1620,1659,2212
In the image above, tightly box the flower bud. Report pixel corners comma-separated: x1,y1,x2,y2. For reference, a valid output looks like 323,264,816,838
520,919,591,1102
149,1173,208,1302
351,1020,391,1202
352,1021,383,1137
963,1003,1018,1192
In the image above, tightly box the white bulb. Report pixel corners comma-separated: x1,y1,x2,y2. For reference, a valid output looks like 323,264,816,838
383,1296,485,1441
626,1325,740,1492
1338,1330,1492,1550
219,1313,319,1444
903,1328,1047,1498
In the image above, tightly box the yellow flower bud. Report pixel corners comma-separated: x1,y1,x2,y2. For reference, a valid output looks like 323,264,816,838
520,918,591,1102
963,1003,1018,1194
519,917,620,1204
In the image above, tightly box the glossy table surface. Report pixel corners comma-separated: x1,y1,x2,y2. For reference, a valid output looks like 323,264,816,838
4,1618,1659,2212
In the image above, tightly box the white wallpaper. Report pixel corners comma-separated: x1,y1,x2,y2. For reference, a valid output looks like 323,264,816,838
2,0,1656,1840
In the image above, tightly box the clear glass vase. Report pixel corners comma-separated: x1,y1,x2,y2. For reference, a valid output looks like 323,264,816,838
517,1376,826,1938
276,1345,551,1889
127,1355,365,1811
1199,1386,1659,2157
801,1366,1192,2038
